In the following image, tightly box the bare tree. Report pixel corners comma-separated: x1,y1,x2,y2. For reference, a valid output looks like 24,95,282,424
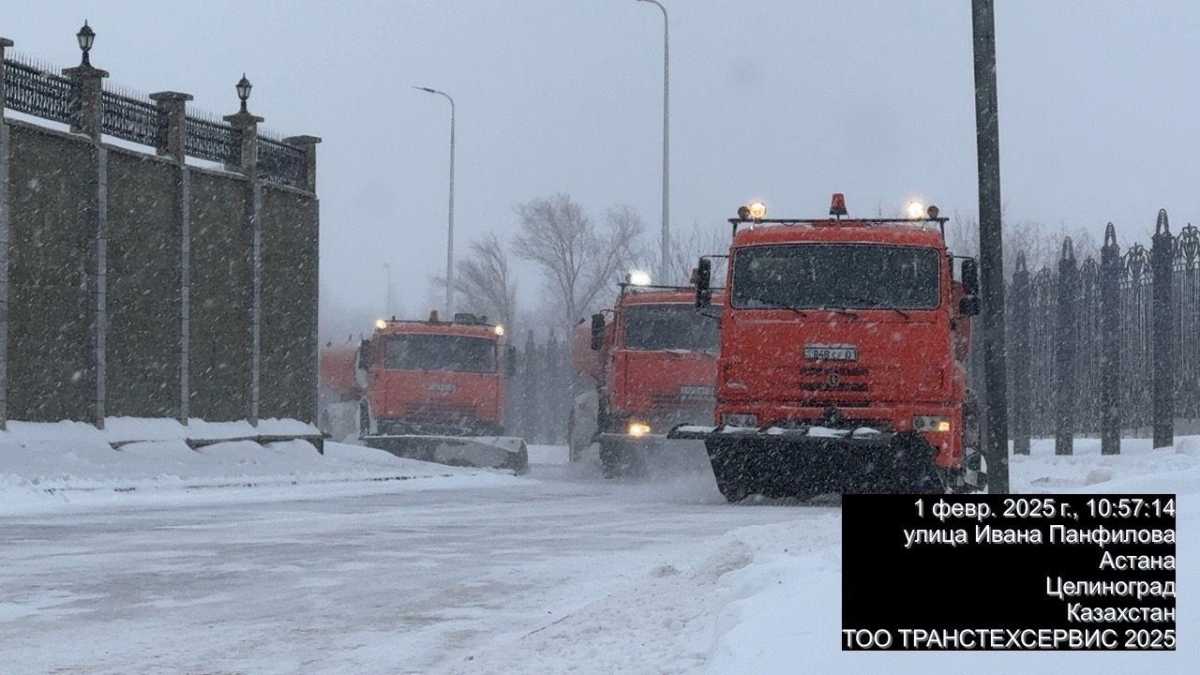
447,232,518,328
947,213,1100,278
512,194,643,329
666,220,730,287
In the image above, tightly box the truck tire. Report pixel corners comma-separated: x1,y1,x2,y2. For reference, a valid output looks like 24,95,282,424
599,438,621,478
599,438,645,478
358,399,376,437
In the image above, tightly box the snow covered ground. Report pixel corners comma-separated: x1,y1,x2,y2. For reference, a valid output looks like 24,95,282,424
0,420,523,515
0,435,1194,673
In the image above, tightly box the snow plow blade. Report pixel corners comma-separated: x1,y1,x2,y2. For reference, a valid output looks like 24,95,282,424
361,434,529,475
667,424,943,501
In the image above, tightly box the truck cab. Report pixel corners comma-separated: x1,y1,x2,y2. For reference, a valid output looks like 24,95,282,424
574,280,722,476
358,312,513,437
672,195,982,500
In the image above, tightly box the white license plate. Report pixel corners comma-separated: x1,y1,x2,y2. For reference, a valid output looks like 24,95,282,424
680,385,714,400
804,344,858,361
428,383,457,394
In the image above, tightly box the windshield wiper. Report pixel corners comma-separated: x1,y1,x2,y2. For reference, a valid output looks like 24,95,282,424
817,305,860,319
755,300,807,317
840,295,910,319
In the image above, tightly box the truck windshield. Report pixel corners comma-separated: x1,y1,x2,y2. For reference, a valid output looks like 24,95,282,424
731,244,940,310
623,304,719,352
384,334,497,373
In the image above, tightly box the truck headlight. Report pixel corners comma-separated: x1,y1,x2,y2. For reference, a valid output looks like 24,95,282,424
628,421,651,437
913,415,951,433
722,413,758,428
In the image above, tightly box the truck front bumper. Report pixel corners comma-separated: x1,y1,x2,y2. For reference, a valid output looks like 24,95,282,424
668,424,945,495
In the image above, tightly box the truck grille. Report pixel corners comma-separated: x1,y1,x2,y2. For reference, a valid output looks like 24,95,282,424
794,366,871,404
407,401,475,421
649,392,716,408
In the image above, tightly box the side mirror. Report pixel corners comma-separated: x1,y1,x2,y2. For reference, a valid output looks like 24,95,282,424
959,296,981,316
505,345,517,377
961,258,979,297
590,313,605,351
695,257,712,308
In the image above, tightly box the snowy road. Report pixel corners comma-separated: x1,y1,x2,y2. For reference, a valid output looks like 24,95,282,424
0,458,813,674
2,439,1197,674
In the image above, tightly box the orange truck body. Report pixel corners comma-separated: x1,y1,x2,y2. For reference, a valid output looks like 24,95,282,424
361,317,508,436
578,288,722,440
715,222,970,471
319,345,360,402
668,196,982,499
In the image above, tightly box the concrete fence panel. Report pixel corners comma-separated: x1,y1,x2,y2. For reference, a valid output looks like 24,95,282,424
259,184,319,421
106,148,181,418
6,122,96,422
188,169,252,421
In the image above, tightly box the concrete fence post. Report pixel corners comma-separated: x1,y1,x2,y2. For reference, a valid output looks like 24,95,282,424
284,135,321,423
151,91,193,425
150,91,191,160
1010,252,1031,454
284,135,320,193
1099,223,1122,455
225,94,263,426
1151,209,1174,448
0,37,12,430
63,61,108,142
64,58,109,428
1055,238,1078,455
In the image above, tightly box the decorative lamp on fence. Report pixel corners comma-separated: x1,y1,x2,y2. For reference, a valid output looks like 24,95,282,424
63,20,108,140
236,74,252,113
76,21,95,66
223,73,262,174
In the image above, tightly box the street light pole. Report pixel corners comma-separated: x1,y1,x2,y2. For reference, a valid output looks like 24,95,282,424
383,262,393,316
414,86,456,316
637,0,669,281
971,0,1009,493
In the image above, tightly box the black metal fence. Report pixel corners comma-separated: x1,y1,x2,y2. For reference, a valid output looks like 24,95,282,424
2,53,308,189
507,329,573,445
1,29,320,429
1006,210,1200,453
3,57,76,123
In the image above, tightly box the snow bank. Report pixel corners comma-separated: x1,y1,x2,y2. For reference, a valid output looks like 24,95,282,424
3,416,322,445
0,432,524,514
705,436,1199,674
527,444,570,465
466,436,1196,673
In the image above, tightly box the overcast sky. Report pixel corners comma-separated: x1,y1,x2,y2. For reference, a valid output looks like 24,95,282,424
7,1,1200,332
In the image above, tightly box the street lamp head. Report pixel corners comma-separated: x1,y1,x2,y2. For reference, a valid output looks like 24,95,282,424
76,20,95,65
635,0,667,10
413,85,438,94
236,73,252,112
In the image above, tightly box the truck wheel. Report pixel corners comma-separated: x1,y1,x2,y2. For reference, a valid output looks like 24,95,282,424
599,438,625,478
358,400,376,437
599,438,646,478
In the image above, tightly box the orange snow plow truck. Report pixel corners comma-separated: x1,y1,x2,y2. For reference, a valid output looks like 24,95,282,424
354,312,527,473
669,195,985,501
572,278,722,477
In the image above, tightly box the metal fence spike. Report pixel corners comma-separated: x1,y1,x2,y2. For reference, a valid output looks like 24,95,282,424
1156,208,1170,235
